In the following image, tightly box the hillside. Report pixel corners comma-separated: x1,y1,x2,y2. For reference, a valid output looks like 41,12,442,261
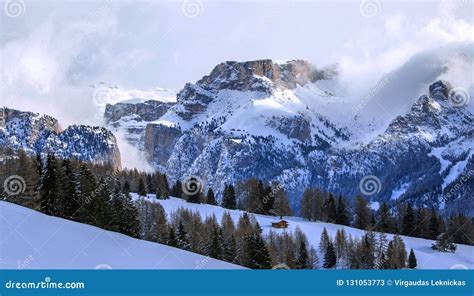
133,195,474,270
0,201,243,269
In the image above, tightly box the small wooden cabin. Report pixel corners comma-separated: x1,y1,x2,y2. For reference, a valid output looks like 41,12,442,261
271,220,289,229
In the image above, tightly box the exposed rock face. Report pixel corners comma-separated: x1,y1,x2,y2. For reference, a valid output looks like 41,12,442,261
267,115,311,142
104,57,473,216
175,60,337,121
429,80,451,101
144,124,182,166
104,100,175,149
196,59,334,93
105,100,174,123
0,108,121,168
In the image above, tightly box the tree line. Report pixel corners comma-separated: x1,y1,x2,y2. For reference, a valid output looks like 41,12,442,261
299,188,473,247
1,150,472,270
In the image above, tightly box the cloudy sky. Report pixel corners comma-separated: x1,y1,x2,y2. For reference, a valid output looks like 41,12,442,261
1,0,473,126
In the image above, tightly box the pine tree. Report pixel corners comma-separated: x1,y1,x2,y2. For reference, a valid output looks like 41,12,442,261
378,252,389,269
162,174,170,197
146,174,156,194
297,241,309,269
111,185,126,232
122,180,131,195
334,228,347,260
242,178,264,214
177,221,190,250
319,227,330,254
354,196,370,230
300,188,314,221
121,192,141,238
222,234,237,263
325,194,337,223
323,242,337,269
408,248,417,269
402,204,415,235
137,178,147,197
429,208,441,240
94,178,114,228
335,196,350,226
221,212,237,262
377,202,394,233
375,232,388,268
386,235,407,269
16,150,39,205
167,226,178,247
308,246,319,269
260,181,274,215
221,184,236,209
448,214,473,245
358,232,375,269
59,159,79,219
285,246,297,269
431,233,457,253
40,154,61,216
206,188,217,205
243,231,272,269
170,180,183,198
208,226,223,259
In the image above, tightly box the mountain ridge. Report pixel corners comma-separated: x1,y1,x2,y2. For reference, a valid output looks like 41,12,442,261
103,56,473,215
0,107,121,168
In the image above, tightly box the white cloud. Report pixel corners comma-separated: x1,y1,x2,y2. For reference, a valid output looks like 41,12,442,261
335,1,474,95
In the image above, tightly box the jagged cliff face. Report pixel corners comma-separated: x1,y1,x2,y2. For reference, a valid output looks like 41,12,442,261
175,60,336,120
0,108,121,168
105,100,175,149
104,59,473,215
310,81,473,214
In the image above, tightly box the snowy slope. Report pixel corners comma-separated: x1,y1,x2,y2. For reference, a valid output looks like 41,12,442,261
0,201,243,269
135,195,474,270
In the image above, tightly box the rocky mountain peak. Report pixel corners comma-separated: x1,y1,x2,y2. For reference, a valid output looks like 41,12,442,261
429,80,452,101
1,108,121,168
195,59,334,93
1,107,60,133
175,59,337,121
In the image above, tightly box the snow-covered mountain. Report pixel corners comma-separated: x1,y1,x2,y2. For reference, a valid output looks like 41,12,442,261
104,48,473,215
0,107,121,168
0,201,242,269
134,194,474,270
